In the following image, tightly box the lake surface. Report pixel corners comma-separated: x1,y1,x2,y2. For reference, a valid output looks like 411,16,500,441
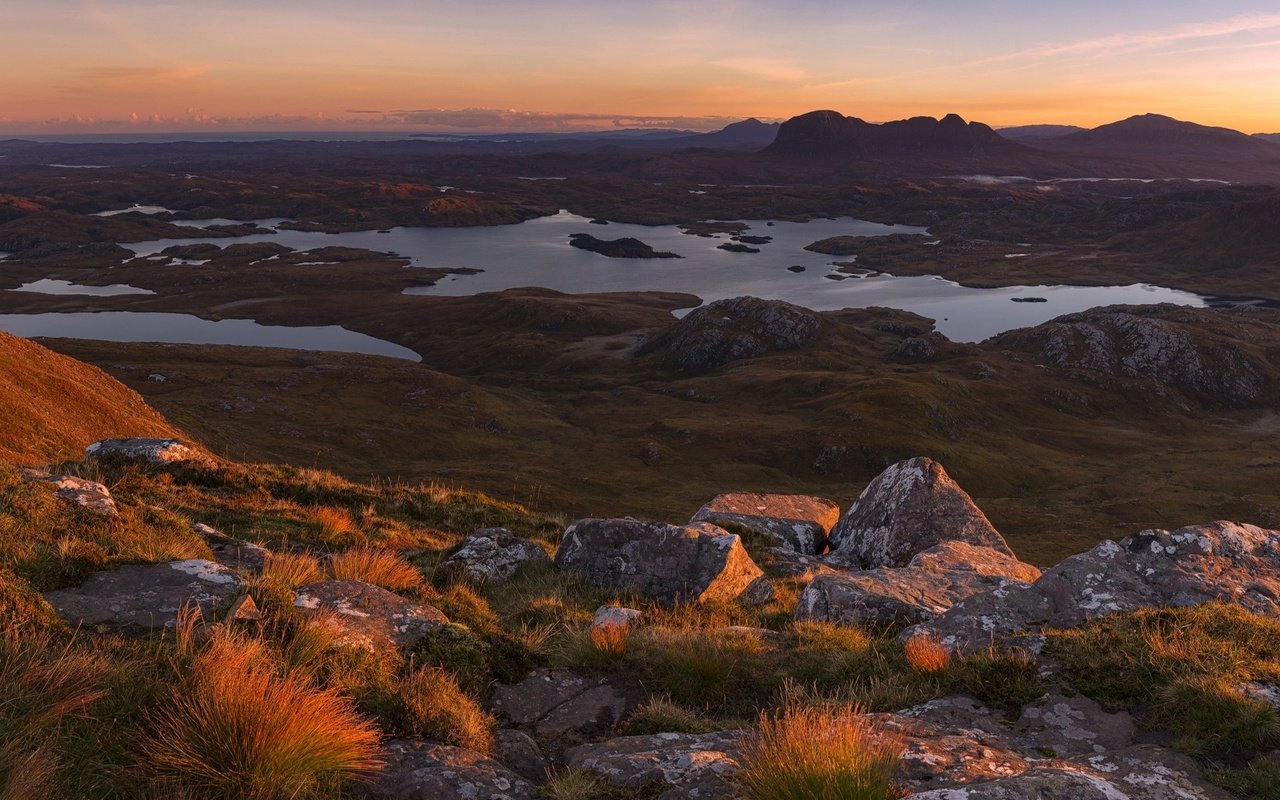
0,312,420,361
124,211,1208,342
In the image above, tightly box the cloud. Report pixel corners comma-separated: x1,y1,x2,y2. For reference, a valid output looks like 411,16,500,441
380,107,746,131
990,12,1280,63
712,57,808,82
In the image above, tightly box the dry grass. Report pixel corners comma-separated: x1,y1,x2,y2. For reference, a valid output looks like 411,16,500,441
737,702,903,800
903,634,950,674
260,551,323,590
392,665,495,753
144,629,381,800
328,547,423,591
306,505,357,543
589,621,629,658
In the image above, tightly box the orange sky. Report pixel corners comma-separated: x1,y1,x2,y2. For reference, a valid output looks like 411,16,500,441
3,1,1279,134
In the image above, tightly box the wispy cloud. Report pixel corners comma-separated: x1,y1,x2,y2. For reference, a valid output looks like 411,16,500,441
990,12,1280,62
712,58,808,82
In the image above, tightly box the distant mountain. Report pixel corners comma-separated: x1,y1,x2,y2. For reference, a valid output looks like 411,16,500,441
997,124,1086,140
1027,114,1280,161
765,110,1023,158
685,118,780,149
1256,133,1280,145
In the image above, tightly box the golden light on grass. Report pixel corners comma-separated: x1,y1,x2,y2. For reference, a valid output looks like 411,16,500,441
590,620,630,658
737,702,903,800
328,547,423,591
903,633,951,674
261,550,323,589
306,505,357,542
394,665,495,753
144,629,381,800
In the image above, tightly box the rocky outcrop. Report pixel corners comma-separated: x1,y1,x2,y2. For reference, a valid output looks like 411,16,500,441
908,521,1280,653
442,528,550,583
795,541,1040,626
359,739,537,800
293,580,448,652
828,458,1011,567
489,669,632,740
640,297,822,373
31,472,119,517
555,518,770,606
43,559,242,632
192,522,268,572
766,110,1021,159
689,492,840,555
564,731,743,799
85,437,201,464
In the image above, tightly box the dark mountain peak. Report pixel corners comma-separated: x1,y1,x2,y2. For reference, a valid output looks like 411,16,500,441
766,110,1015,159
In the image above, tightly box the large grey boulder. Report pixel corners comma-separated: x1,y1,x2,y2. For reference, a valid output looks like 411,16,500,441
796,541,1040,626
293,580,448,652
555,518,770,606
565,731,743,799
908,521,1280,653
359,739,537,800
828,458,1012,567
690,492,840,554
442,528,550,583
489,669,631,740
85,437,201,465
43,559,242,632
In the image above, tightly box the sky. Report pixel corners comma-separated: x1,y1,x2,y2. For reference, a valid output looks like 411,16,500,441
2,0,1279,135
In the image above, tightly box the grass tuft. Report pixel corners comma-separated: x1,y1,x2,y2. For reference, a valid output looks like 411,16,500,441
903,634,950,675
327,547,423,591
388,665,495,753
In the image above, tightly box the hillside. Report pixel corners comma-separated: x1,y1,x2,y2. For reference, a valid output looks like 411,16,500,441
0,331,177,462
765,110,1024,158
1027,113,1280,161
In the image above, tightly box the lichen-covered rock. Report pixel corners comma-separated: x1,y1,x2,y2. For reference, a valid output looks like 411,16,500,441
796,542,1039,626
494,729,548,784
828,457,1012,567
555,518,768,606
43,559,242,632
49,475,118,517
908,521,1280,653
874,712,1030,788
1014,689,1135,758
689,492,840,554
359,739,537,800
442,528,550,583
640,296,822,373
564,731,743,799
192,522,268,572
489,669,631,740
592,605,643,631
85,437,201,464
293,580,448,652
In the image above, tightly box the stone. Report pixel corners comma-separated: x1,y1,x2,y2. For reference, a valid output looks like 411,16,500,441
293,580,448,652
874,712,1030,788
442,528,550,584
489,669,631,740
564,731,743,799
689,492,840,554
359,739,537,800
555,518,767,606
192,522,268,572
640,296,823,373
758,547,844,581
592,605,643,631
907,521,1280,654
828,457,1013,568
85,437,200,465
225,593,262,622
1014,689,1135,758
494,729,548,783
43,559,242,632
796,542,1040,626
49,475,118,517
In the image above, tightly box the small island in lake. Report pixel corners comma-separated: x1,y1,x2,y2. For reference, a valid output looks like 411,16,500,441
568,233,682,259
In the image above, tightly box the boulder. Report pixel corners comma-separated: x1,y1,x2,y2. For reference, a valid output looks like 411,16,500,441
494,729,547,784
43,559,242,632
293,580,448,652
359,739,537,800
49,475,118,517
689,492,840,554
489,669,631,740
828,458,1012,567
555,518,769,606
592,605,643,631
796,542,1040,626
907,521,1280,653
442,528,550,583
192,522,268,572
1014,689,1135,758
640,296,823,373
565,731,743,799
85,437,200,465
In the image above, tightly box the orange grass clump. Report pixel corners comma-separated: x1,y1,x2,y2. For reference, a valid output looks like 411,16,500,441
328,547,423,591
260,551,323,590
590,621,630,658
903,634,951,675
144,630,381,800
737,702,903,800
307,505,357,542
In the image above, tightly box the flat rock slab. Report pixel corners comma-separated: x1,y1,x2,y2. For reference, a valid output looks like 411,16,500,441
555,518,768,606
796,542,1039,627
1015,689,1135,758
690,492,840,554
489,669,631,740
43,559,242,631
828,457,1012,568
359,739,537,800
192,522,268,572
86,437,200,464
565,731,743,799
442,528,551,583
293,580,448,652
907,521,1280,653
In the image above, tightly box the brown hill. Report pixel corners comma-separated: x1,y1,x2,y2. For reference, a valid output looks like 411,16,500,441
0,331,178,463
1028,113,1280,161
